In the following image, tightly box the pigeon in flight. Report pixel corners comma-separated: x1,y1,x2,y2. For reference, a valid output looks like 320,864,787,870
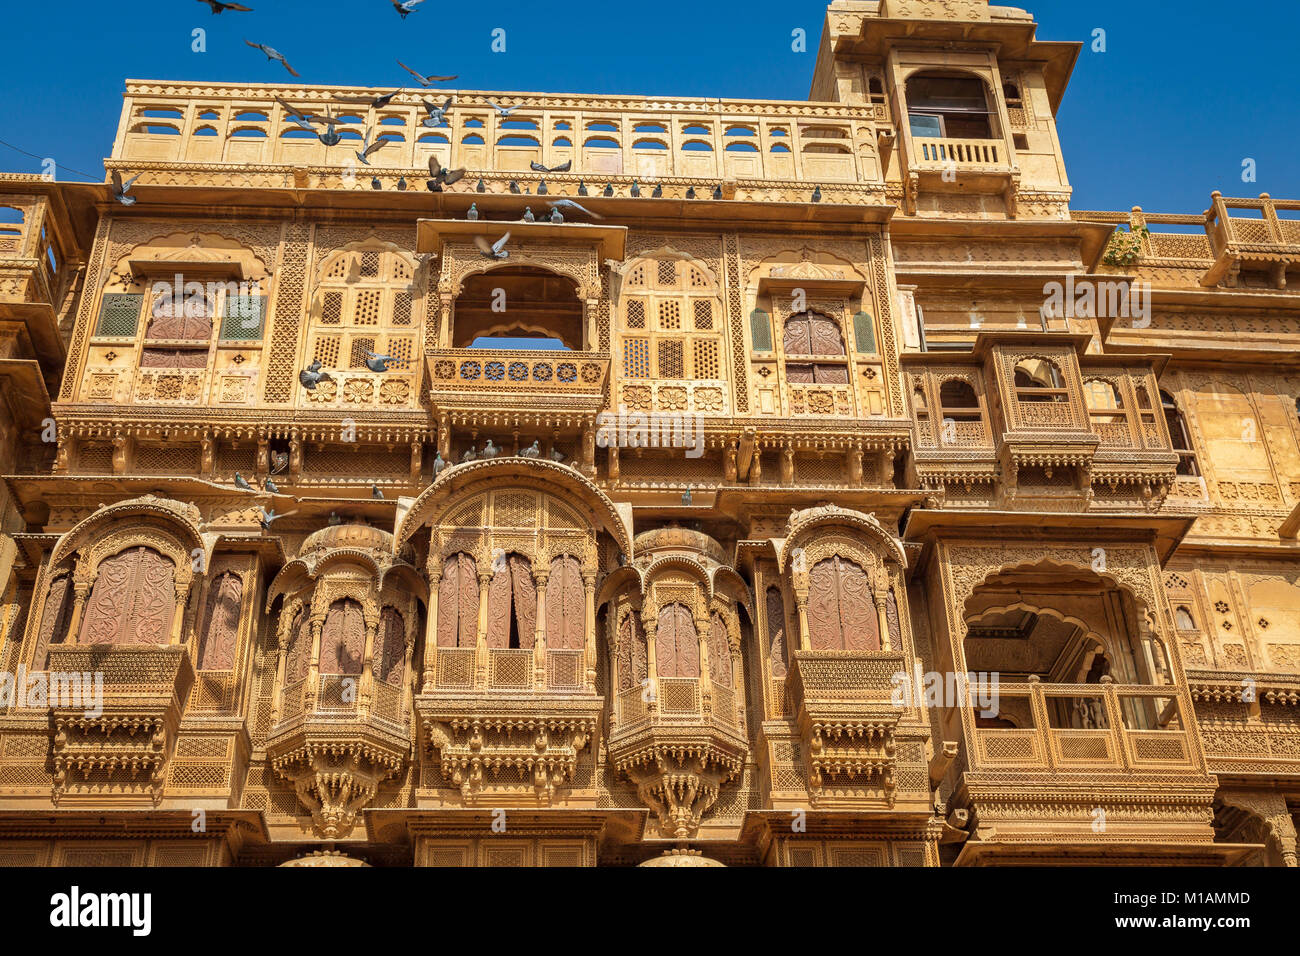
390,0,425,18
340,88,405,110
315,108,342,147
270,451,289,475
110,170,139,206
474,233,511,260
545,199,603,222
519,440,541,458
420,96,453,127
276,97,318,132
486,100,521,118
355,127,389,165
259,507,296,529
300,360,333,390
364,350,396,372
244,40,300,77
399,61,457,87
264,477,280,494
234,472,253,491
196,0,253,13
529,160,572,174
426,156,466,191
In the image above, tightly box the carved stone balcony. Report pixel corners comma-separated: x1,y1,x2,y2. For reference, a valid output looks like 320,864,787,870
904,333,1177,510
266,673,411,839
110,82,882,197
45,644,194,806
1203,193,1300,289
608,677,748,839
784,650,906,807
416,647,603,807
426,348,611,422
951,679,1224,863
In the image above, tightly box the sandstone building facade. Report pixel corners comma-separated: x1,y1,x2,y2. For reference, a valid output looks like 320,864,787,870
0,0,1296,866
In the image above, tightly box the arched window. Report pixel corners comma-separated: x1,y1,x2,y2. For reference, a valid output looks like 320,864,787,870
616,613,648,690
305,247,419,393
31,573,72,669
1084,378,1126,425
545,555,585,650
1161,390,1200,477
437,553,479,648
765,586,789,679
1174,606,1197,631
655,603,699,678
375,607,405,685
80,546,176,645
319,598,365,675
783,311,848,384
487,553,535,650
197,571,243,671
619,257,726,401
708,611,732,688
807,556,879,651
1014,359,1067,403
938,378,981,423
906,71,997,140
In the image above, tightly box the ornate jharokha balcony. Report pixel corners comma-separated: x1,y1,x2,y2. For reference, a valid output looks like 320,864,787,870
0,181,79,376
784,650,906,807
904,332,1178,509
110,81,884,197
266,669,411,839
609,672,748,839
417,646,603,807
45,645,195,807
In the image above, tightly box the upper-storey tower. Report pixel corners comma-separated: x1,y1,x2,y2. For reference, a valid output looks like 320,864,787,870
811,0,1080,218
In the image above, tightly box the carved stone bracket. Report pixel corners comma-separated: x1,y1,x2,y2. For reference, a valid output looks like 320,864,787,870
269,738,406,839
613,739,744,839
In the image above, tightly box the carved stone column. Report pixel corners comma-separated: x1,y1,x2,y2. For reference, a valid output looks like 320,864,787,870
358,616,379,714
422,567,441,693
475,570,492,687
304,617,323,710
642,608,658,712
271,630,290,725
781,445,795,485
169,576,192,645
875,589,892,653
848,447,864,485
533,570,549,688
696,612,713,716
66,582,91,644
794,590,811,651
583,573,597,685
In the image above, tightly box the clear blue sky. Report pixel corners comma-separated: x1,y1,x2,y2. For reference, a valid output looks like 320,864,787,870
1,0,1294,213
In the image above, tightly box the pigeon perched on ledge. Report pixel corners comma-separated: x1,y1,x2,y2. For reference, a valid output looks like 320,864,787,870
519,440,541,458
234,472,253,492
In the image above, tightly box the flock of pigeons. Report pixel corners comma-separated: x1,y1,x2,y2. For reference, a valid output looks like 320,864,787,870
133,0,735,521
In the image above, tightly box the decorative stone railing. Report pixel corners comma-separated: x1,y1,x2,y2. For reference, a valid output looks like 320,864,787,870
967,681,1200,775
1186,669,1300,777
911,137,1005,170
112,81,881,188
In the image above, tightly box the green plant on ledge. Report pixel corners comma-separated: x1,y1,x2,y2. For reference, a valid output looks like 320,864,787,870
1103,226,1150,266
